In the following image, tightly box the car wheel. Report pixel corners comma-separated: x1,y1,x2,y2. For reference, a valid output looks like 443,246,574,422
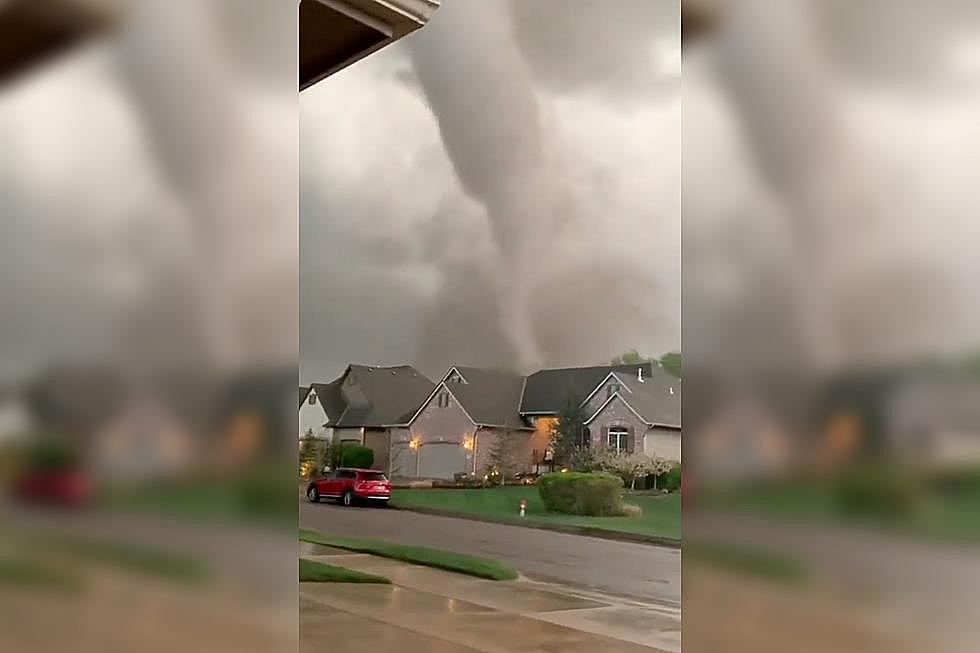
307,486,320,503
341,490,354,507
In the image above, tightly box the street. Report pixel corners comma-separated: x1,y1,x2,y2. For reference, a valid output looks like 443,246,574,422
299,501,681,607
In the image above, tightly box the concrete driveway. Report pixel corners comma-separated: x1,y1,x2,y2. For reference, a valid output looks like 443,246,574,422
299,501,681,606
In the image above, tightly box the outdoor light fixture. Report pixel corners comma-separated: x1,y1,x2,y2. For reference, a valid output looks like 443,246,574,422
408,438,421,450
462,437,474,451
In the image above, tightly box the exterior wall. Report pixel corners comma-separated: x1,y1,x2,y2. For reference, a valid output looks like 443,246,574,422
398,386,476,478
586,395,647,453
583,373,635,417
410,387,474,445
363,429,390,471
299,398,329,439
645,427,681,462
333,427,362,443
473,428,534,476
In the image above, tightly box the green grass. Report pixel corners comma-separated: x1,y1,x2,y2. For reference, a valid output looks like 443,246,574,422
686,540,809,584
390,486,681,541
298,530,518,581
0,557,81,590
13,531,210,583
700,470,980,545
299,558,390,584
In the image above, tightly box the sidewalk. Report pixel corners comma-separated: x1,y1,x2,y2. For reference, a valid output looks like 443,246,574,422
300,543,680,652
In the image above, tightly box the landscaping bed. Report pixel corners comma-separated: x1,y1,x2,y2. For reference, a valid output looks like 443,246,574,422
298,529,518,581
389,486,681,542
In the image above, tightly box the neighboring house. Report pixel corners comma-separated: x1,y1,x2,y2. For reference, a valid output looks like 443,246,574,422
388,367,540,480
521,362,682,464
579,366,682,461
300,364,435,470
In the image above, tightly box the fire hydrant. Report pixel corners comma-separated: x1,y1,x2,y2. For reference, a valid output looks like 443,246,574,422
519,498,527,518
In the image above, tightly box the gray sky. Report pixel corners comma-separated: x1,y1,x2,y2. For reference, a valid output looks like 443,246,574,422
300,0,681,382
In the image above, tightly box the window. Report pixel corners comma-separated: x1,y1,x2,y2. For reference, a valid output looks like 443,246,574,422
308,391,316,405
606,383,621,399
358,471,387,481
607,426,630,454
438,391,450,408
580,426,591,447
339,470,357,479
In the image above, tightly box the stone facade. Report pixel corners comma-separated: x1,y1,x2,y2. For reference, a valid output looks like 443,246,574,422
586,394,648,453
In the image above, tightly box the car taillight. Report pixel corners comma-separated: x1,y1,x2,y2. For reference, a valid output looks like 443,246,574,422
355,482,368,491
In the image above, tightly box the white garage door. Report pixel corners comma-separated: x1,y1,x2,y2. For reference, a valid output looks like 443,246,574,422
418,443,466,480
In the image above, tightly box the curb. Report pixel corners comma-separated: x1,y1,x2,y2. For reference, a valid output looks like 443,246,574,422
387,505,682,549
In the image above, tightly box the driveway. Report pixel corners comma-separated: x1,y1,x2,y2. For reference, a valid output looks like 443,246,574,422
299,501,681,606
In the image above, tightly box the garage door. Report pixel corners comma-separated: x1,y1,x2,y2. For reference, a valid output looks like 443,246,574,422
418,443,466,480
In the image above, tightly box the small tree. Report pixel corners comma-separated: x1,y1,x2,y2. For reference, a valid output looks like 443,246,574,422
551,393,587,466
299,433,326,477
486,431,518,486
659,352,681,378
610,349,651,365
595,451,669,490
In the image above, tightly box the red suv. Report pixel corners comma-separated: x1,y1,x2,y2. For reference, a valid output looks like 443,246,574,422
306,468,391,507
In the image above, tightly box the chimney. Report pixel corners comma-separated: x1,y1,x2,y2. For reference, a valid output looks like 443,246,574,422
638,367,644,383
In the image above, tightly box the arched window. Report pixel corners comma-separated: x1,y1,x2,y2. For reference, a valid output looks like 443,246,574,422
607,426,629,453
580,426,591,447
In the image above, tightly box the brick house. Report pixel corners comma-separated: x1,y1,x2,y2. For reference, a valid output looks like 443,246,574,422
388,367,537,480
520,363,681,464
301,361,680,480
299,365,434,472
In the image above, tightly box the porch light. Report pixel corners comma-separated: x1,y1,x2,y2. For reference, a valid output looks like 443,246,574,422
409,438,421,450
463,437,474,451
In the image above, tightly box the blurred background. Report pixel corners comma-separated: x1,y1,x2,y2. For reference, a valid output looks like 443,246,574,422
0,1,298,651
683,1,980,651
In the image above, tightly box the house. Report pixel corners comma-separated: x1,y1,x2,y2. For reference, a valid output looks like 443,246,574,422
299,364,435,470
521,363,682,463
387,366,542,480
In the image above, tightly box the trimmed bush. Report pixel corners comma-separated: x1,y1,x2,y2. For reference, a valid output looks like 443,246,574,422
656,464,681,492
340,445,375,469
537,472,624,516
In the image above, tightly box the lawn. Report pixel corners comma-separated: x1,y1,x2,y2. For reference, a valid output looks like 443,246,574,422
299,558,390,583
299,529,518,580
389,486,681,541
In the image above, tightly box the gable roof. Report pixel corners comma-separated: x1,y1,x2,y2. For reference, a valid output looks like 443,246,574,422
444,367,529,429
307,365,434,428
299,385,310,408
519,363,655,414
584,366,681,428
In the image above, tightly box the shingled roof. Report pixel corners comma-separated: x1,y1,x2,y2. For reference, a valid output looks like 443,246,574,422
519,363,656,414
437,367,530,429
586,365,681,428
308,365,434,428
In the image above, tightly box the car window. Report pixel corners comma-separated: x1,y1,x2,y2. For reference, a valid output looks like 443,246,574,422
339,470,357,479
358,472,387,481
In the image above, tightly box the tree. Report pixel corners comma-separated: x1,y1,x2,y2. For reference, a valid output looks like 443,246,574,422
659,352,681,378
610,349,651,365
551,393,587,466
299,434,326,477
486,431,519,486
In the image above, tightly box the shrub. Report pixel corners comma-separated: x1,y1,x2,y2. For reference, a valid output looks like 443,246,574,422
656,464,682,492
339,445,375,469
835,465,922,518
537,472,625,516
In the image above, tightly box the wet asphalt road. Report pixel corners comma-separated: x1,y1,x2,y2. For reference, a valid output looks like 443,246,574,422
299,501,681,606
